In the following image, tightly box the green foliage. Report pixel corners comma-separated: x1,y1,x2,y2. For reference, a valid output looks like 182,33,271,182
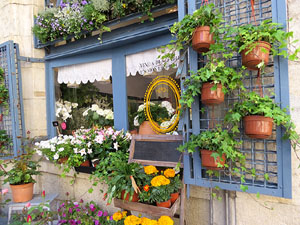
180,59,245,109
232,19,300,67
0,67,9,112
0,144,41,185
169,174,182,193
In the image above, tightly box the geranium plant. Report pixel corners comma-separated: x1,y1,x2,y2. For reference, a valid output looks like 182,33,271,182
82,104,114,128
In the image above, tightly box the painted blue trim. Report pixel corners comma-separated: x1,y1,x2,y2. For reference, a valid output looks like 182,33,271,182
271,0,292,199
112,52,128,131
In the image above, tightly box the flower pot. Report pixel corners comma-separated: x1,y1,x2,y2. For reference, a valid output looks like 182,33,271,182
80,160,90,167
241,41,271,70
201,83,225,106
243,115,273,139
170,192,179,204
200,149,225,170
58,157,68,164
138,121,157,135
10,183,34,203
130,129,138,135
121,190,139,202
192,26,215,53
0,114,3,122
156,199,171,208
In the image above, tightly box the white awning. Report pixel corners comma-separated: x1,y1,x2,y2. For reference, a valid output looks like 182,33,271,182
57,59,112,84
57,48,179,84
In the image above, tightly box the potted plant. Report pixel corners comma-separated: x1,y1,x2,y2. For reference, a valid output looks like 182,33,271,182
164,169,182,204
149,175,173,208
169,3,222,53
224,91,299,140
0,148,41,203
180,59,244,108
233,19,300,70
82,104,114,128
134,101,174,135
178,127,245,170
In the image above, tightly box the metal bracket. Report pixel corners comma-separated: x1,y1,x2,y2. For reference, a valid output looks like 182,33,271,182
17,56,44,63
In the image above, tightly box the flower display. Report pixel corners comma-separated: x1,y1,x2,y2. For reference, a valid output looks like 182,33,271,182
164,169,175,178
124,215,142,225
151,175,170,187
144,165,158,175
112,211,123,221
56,100,78,121
124,215,173,225
158,216,174,225
83,104,114,127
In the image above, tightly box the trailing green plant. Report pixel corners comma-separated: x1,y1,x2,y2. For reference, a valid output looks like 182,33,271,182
180,59,245,109
224,92,300,147
233,19,300,68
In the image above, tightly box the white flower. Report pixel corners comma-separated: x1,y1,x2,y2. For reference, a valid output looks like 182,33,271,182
74,148,78,154
161,101,175,116
50,146,56,152
107,128,114,135
83,109,89,117
72,103,78,108
36,149,42,156
58,147,64,152
134,115,140,127
91,104,100,111
96,108,105,116
79,149,86,156
113,142,119,150
95,135,104,144
125,132,132,140
87,149,93,154
87,142,91,148
137,104,145,112
53,153,59,160
161,121,171,129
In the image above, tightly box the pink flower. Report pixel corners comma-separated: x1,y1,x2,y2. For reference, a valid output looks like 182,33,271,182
27,214,32,222
61,122,67,130
1,189,8,195
26,202,31,208
42,190,45,198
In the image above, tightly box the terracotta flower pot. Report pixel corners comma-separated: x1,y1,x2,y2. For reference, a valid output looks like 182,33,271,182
58,157,68,164
201,83,225,106
0,114,3,122
243,115,273,139
10,183,34,203
170,192,179,204
241,41,271,70
80,160,90,167
192,26,215,53
121,190,139,202
156,199,171,208
130,129,138,135
138,121,157,135
200,149,225,170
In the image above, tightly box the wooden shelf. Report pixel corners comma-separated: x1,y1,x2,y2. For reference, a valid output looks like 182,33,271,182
113,196,180,217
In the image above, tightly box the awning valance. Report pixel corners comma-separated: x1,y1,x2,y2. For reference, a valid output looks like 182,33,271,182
57,48,179,84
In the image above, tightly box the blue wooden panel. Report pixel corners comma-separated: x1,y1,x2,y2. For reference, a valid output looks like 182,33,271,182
112,52,128,131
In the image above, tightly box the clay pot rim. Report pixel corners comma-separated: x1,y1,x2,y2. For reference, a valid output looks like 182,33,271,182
10,182,34,187
243,115,273,122
242,41,272,52
194,26,211,31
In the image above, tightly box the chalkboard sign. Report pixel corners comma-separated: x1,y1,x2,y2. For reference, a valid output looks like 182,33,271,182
128,134,183,167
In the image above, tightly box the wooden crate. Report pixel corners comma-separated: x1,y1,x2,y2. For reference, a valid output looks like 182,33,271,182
113,196,180,217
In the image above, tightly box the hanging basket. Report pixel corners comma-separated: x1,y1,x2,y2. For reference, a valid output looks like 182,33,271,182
200,149,225,170
241,41,271,70
243,115,273,139
192,26,215,53
201,82,225,106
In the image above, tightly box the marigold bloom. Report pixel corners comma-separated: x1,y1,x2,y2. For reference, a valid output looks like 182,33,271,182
164,169,175,178
144,165,158,175
141,217,158,225
124,215,142,225
113,211,123,221
151,175,170,187
144,185,150,192
158,216,174,225
122,211,127,217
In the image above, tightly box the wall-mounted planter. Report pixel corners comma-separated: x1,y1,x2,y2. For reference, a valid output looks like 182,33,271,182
243,115,273,139
201,82,224,106
200,149,225,170
241,41,271,70
192,26,214,53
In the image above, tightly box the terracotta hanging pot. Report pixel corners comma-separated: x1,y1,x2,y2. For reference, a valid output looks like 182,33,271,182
200,149,226,170
0,114,3,122
121,190,139,202
138,121,157,135
243,115,273,139
192,26,215,53
58,157,68,164
241,41,271,70
170,192,179,204
156,199,171,208
80,160,90,167
201,82,225,106
10,183,34,203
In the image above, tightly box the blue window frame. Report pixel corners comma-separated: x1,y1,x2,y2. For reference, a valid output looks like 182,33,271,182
45,12,177,138
180,0,291,198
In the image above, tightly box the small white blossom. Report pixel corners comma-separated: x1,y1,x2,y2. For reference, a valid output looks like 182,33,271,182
53,153,59,160
113,142,119,150
87,149,93,154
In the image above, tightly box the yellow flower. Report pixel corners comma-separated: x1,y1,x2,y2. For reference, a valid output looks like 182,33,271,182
158,216,174,225
141,217,158,225
124,215,142,225
113,211,123,221
144,165,158,175
106,216,110,221
164,169,175,178
122,3,126,8
151,175,170,187
122,211,127,218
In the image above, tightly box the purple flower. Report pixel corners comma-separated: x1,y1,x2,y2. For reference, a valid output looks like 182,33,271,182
90,204,96,212
110,216,113,221
58,219,67,224
60,2,66,8
62,213,66,217
76,208,80,212
89,21,93,25
103,211,108,217
69,208,73,213
94,220,100,225
82,0,88,5
97,211,103,217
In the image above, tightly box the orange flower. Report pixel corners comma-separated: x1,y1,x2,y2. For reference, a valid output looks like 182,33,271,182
151,175,170,187
113,211,123,221
144,165,158,175
164,169,175,178
144,185,150,192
